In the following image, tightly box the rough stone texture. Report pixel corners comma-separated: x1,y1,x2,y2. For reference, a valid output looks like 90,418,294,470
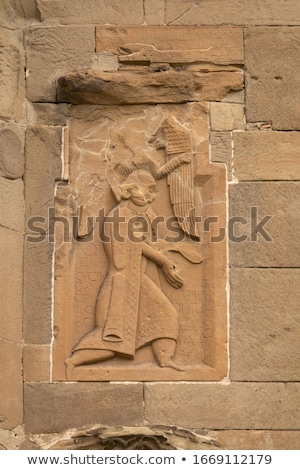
0,127,25,179
230,268,300,381
0,228,23,343
245,27,300,130
23,345,50,382
96,26,244,65
234,131,300,180
24,239,53,344
229,182,300,267
145,383,300,429
222,90,244,104
165,1,300,26
0,426,25,450
25,126,62,221
49,426,219,450
57,70,243,105
210,132,233,181
0,340,23,430
24,126,62,344
208,430,300,450
31,104,68,127
144,0,165,25
0,178,24,233
25,26,95,102
0,29,25,122
24,383,144,434
210,103,245,131
36,0,144,24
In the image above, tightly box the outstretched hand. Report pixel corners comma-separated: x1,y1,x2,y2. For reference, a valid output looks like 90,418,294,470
161,260,183,289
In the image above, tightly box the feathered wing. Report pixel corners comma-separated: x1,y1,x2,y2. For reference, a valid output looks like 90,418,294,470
158,116,201,239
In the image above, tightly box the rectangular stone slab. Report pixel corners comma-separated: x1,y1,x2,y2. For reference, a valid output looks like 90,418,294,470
96,26,244,65
57,70,243,105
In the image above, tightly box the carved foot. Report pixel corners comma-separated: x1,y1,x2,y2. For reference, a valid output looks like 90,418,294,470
163,360,186,371
65,357,75,380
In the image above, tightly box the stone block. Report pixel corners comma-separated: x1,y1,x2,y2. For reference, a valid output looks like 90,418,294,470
144,0,165,25
96,26,244,65
0,178,24,232
36,0,144,25
230,268,300,381
229,182,300,267
0,29,25,121
210,132,233,180
23,345,50,382
25,126,62,221
25,26,95,102
145,383,300,429
0,228,23,343
0,340,23,430
210,103,245,131
23,239,53,344
24,383,144,434
57,70,243,105
234,131,300,180
31,104,68,127
208,430,300,450
222,90,244,104
165,1,300,25
245,27,300,130
0,426,24,450
0,127,24,179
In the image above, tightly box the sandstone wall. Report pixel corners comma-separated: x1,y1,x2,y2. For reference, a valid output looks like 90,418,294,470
1,0,300,450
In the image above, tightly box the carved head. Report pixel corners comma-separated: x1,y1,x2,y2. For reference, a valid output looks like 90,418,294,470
121,170,158,206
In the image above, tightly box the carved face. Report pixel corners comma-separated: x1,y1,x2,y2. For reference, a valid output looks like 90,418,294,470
122,170,158,206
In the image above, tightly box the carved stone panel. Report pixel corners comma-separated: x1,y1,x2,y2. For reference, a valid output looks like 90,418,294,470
53,101,227,381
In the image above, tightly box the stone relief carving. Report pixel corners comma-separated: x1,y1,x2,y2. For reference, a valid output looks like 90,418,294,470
53,102,227,381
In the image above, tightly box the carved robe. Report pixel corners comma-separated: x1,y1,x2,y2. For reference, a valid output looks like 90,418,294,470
73,200,178,358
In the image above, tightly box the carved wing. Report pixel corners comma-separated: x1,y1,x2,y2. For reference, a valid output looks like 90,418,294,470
159,116,201,239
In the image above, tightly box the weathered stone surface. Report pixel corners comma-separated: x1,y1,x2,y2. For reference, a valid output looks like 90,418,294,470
145,383,300,429
92,52,119,72
32,104,68,127
24,240,53,344
24,383,144,433
23,345,50,382
165,1,300,25
24,126,62,344
210,132,233,181
53,102,227,382
57,70,243,105
25,126,62,221
222,90,244,104
245,27,300,130
208,430,300,450
25,26,95,102
13,0,40,19
0,340,23,430
229,182,300,267
230,268,300,381
234,131,300,180
144,0,165,25
0,128,24,179
0,228,23,343
49,426,219,450
210,103,245,131
36,0,144,24
0,29,25,121
0,426,25,450
0,178,24,232
96,26,244,65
